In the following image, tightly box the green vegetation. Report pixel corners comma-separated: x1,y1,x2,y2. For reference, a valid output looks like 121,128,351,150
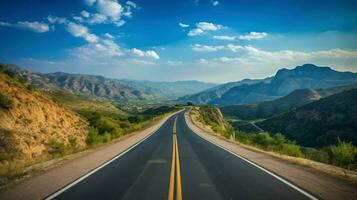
0,93,13,109
81,105,181,146
258,89,357,148
48,137,79,157
193,106,357,170
195,106,234,138
329,140,357,168
80,110,145,146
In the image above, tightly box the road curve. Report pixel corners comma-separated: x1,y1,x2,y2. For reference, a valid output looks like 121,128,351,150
48,111,313,200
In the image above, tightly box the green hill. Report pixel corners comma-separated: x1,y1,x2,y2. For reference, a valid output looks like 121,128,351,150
257,89,357,147
221,84,357,120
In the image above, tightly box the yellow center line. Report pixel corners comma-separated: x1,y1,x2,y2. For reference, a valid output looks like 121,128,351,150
168,117,182,200
174,134,182,200
168,134,176,200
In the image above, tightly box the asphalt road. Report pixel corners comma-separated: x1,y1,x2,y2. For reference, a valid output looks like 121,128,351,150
49,111,312,200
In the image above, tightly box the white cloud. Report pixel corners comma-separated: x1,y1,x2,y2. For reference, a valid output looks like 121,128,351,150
239,32,268,40
73,16,85,23
191,44,225,52
196,22,221,31
226,44,244,52
104,33,115,39
212,1,219,6
188,22,222,36
0,21,50,33
188,28,204,36
66,22,98,43
47,15,67,24
179,22,189,28
191,43,243,52
96,0,123,19
70,38,122,61
114,20,126,26
213,35,236,41
81,10,90,18
126,1,137,8
87,13,108,24
196,46,357,67
83,0,135,26
132,48,160,59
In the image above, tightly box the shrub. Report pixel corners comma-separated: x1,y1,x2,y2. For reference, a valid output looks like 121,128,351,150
48,139,66,156
0,94,13,109
272,133,286,147
26,84,36,91
280,143,302,157
307,148,330,164
253,132,273,148
86,127,99,145
3,69,15,77
68,136,78,151
329,140,357,168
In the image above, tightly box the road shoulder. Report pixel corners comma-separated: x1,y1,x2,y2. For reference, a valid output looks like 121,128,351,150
0,111,180,200
185,112,357,200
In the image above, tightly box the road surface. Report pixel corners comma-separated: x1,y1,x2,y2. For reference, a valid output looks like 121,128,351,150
47,111,313,200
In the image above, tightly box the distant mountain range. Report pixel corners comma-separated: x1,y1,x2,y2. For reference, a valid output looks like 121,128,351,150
221,84,357,120
3,64,217,101
181,64,357,105
179,77,272,104
257,89,357,147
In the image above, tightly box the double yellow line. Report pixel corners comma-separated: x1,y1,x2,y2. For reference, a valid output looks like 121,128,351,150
168,117,182,200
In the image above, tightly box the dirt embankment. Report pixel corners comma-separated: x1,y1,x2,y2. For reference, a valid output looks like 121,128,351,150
0,73,88,167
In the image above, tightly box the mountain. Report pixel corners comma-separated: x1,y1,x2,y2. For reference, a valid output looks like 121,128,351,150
221,84,357,120
3,64,216,101
48,90,127,116
0,66,88,163
182,64,357,105
257,89,357,147
120,80,218,99
179,77,272,104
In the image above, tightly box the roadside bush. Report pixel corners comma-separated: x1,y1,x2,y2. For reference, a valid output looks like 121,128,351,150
235,131,254,144
280,143,302,157
0,94,13,109
307,148,330,164
48,139,67,156
272,133,286,147
68,136,78,151
329,140,357,168
253,132,273,148
86,127,100,146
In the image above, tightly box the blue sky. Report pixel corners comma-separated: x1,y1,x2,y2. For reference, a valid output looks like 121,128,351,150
1,0,357,82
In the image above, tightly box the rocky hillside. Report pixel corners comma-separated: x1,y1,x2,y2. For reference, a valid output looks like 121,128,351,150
183,64,357,105
48,90,127,116
258,89,357,147
0,67,88,164
221,84,357,120
4,64,216,101
190,106,232,137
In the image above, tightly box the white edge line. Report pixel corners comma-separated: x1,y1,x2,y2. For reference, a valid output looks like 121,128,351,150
45,115,173,200
184,115,319,200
